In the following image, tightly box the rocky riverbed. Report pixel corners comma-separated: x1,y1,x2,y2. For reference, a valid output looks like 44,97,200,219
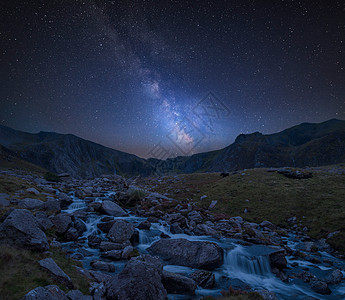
0,170,345,299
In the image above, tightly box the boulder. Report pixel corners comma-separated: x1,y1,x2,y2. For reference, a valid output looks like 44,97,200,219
107,220,134,243
42,199,61,213
99,241,130,251
58,192,73,209
100,200,127,217
137,220,151,230
193,224,219,236
35,212,54,230
66,289,92,300
88,233,102,248
325,269,343,284
191,270,215,288
39,258,74,289
122,245,134,259
162,271,196,295
64,228,79,241
90,260,115,272
0,209,49,251
23,285,68,300
97,220,116,233
51,214,72,234
101,249,123,260
106,255,167,300
73,218,86,236
0,193,10,207
310,279,331,295
269,248,287,270
18,198,44,209
26,187,40,195
148,238,223,270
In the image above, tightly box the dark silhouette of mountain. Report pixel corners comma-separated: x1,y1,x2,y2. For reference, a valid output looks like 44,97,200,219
0,126,155,178
1,119,345,178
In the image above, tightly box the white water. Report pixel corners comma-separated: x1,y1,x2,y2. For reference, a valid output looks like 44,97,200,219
61,193,345,300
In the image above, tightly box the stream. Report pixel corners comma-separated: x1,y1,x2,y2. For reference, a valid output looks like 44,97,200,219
61,191,345,299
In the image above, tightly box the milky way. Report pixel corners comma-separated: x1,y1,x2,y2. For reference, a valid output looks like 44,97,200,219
1,1,345,158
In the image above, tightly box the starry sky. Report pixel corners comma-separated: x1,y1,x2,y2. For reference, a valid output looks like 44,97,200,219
1,0,345,158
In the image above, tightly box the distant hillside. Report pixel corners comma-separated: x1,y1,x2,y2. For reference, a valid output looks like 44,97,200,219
150,119,345,173
0,126,155,179
1,119,345,178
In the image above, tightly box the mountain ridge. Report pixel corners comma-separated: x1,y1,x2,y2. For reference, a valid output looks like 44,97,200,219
1,119,345,178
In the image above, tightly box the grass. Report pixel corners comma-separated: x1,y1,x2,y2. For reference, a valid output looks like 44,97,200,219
0,245,90,299
137,167,345,254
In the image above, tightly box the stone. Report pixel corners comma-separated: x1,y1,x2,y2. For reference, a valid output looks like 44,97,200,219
137,220,151,230
35,211,54,230
73,218,86,236
65,227,79,241
106,255,167,300
310,279,331,295
88,233,102,248
162,271,196,295
23,285,68,300
17,198,44,209
107,219,134,243
58,192,73,209
0,209,49,251
101,249,123,260
193,224,219,236
269,248,287,270
191,270,215,288
100,200,127,217
188,211,203,224
148,238,223,270
122,245,134,259
170,223,184,234
51,214,72,234
66,289,92,300
325,269,343,284
0,193,10,207
208,200,218,209
42,199,61,212
90,260,115,272
97,220,115,233
99,241,130,251
39,258,74,289
26,187,40,195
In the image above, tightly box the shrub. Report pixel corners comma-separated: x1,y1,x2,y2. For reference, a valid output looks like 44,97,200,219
44,172,60,182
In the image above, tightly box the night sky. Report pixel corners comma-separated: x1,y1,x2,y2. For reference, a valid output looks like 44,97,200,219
1,1,345,158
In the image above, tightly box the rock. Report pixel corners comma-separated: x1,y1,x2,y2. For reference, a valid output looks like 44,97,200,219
208,200,218,209
220,172,229,178
0,209,49,251
162,271,196,295
269,249,287,270
130,229,139,245
193,224,219,236
170,223,184,234
66,289,92,300
107,220,134,243
51,214,72,234
97,220,115,233
100,200,127,217
256,290,278,300
35,212,54,230
90,282,106,299
99,241,130,251
310,279,331,295
277,168,312,179
188,211,203,224
73,218,86,236
122,245,134,259
101,249,123,260
260,220,276,230
90,260,115,272
106,255,167,300
325,269,343,284
88,233,102,248
42,199,61,212
23,285,68,300
137,220,151,230
191,270,215,288
58,192,73,209
39,258,74,289
0,193,10,206
26,187,40,195
65,227,79,241
18,198,44,209
148,238,223,270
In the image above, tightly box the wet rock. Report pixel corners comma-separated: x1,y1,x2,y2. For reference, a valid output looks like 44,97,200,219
99,241,130,251
23,285,68,300
65,227,79,241
88,233,102,248
170,223,184,234
162,271,196,295
0,209,49,251
107,220,134,243
272,268,288,282
269,248,287,270
325,269,343,284
193,224,219,237
137,220,151,230
0,193,10,207
72,218,86,236
188,211,203,224
58,192,73,209
90,282,106,299
51,214,72,234
148,238,223,270
100,200,127,217
97,220,115,233
101,249,123,260
256,290,278,300
310,279,331,295
191,270,215,288
130,229,139,245
39,258,74,289
122,245,134,259
90,260,115,272
18,198,44,209
106,255,167,300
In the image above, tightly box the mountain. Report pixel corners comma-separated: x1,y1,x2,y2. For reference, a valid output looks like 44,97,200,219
151,119,345,173
0,125,155,178
1,119,345,178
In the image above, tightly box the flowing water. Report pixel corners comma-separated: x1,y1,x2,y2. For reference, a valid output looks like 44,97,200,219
62,192,345,299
